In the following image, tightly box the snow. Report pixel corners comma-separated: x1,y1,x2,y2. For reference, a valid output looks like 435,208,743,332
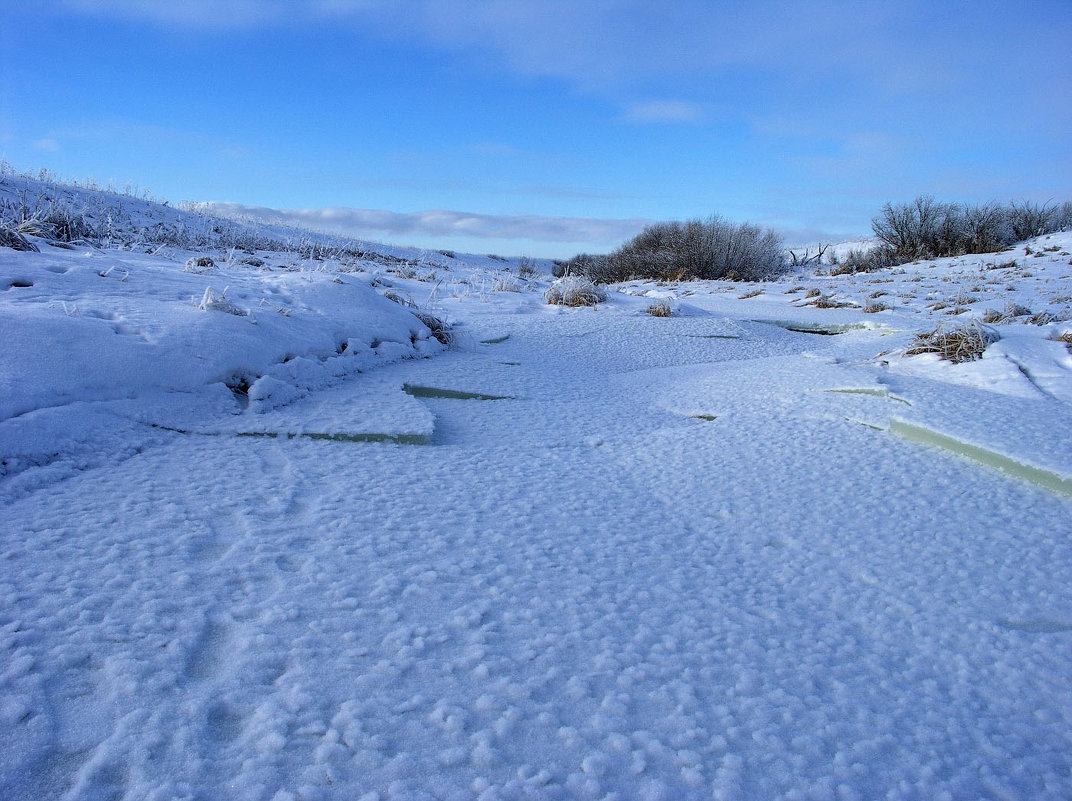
2,175,1072,799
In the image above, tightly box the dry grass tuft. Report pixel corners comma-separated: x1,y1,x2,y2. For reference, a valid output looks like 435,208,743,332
0,226,39,251
906,322,998,363
184,256,217,274
811,294,849,309
646,299,673,317
545,276,606,307
414,311,453,345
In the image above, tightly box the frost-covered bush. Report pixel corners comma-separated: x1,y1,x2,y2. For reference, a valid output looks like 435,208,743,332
873,197,962,262
554,253,606,280
830,247,895,274
545,276,606,307
1007,200,1058,241
1057,201,1072,232
872,196,1069,265
184,256,217,274
561,216,786,284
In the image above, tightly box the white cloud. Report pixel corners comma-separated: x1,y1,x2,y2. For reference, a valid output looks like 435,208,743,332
196,201,650,245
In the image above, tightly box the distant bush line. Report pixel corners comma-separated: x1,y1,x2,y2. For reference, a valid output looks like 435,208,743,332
560,197,1072,283
845,197,1072,273
555,215,787,283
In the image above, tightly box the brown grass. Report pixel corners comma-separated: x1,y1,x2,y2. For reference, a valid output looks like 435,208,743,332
906,322,998,363
811,294,849,309
862,300,890,313
646,299,673,317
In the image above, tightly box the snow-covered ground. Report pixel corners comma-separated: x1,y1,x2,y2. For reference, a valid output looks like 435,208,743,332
2,175,1072,800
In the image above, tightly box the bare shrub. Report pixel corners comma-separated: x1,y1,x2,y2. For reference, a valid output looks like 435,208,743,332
872,196,949,262
545,276,606,307
562,215,785,284
962,203,1013,253
555,253,606,280
1057,201,1072,231
517,257,537,278
787,243,829,266
831,247,894,274
1008,200,1057,241
871,196,1067,266
906,322,998,363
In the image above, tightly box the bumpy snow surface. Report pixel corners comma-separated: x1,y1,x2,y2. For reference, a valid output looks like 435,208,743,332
3,178,1072,800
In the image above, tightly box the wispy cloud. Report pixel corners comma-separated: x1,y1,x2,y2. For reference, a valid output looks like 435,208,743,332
58,1,1072,119
623,100,706,124
60,0,290,27
198,201,650,246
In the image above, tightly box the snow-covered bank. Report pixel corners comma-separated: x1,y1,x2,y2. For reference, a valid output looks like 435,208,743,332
0,242,450,501
2,177,1072,799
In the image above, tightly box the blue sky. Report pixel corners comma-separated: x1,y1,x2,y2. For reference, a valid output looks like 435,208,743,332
2,1,1069,257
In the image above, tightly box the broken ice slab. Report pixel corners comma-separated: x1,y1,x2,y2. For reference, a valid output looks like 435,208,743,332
825,388,911,405
890,418,1072,498
402,384,513,401
753,319,869,335
235,431,432,445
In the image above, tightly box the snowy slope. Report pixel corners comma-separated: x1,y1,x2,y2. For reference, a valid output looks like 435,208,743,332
2,176,1072,800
